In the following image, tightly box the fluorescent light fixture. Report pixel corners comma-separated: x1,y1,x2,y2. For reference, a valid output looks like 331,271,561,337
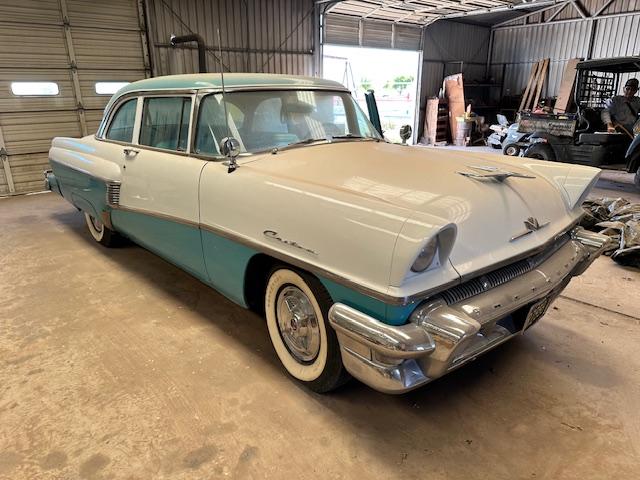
11,82,59,96
95,82,130,95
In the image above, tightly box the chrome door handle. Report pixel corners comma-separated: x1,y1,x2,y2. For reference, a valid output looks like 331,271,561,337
123,147,140,157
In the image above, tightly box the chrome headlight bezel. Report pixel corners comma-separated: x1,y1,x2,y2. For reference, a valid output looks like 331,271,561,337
410,237,439,273
409,227,456,274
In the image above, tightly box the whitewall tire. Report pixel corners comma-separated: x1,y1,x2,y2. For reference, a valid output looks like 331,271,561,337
264,268,349,392
84,212,119,247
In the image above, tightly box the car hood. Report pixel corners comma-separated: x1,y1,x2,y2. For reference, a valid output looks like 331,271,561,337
241,141,598,293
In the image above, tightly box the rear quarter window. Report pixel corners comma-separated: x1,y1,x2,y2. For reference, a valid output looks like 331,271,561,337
105,98,137,142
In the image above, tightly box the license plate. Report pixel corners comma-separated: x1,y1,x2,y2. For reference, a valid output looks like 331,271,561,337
522,297,551,333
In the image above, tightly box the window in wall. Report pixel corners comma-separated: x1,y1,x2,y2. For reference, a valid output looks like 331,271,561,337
95,82,130,95
139,97,192,151
11,82,59,96
105,98,138,142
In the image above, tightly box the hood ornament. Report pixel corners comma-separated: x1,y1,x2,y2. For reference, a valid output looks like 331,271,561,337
458,165,535,182
510,217,550,242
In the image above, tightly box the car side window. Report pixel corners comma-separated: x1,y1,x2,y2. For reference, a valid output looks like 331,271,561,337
139,97,192,151
105,98,137,142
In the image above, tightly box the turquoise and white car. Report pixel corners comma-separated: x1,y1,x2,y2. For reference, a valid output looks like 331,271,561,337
47,73,610,394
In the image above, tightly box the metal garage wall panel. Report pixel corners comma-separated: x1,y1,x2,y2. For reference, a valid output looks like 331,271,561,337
395,24,422,50
72,28,146,70
423,21,489,63
362,21,392,49
4,153,50,194
0,0,149,195
490,21,592,97
324,14,422,51
147,0,315,76
0,0,61,24
591,14,640,59
79,70,146,110
0,23,67,68
0,70,76,113
66,0,141,30
324,14,360,46
84,110,105,135
0,111,81,155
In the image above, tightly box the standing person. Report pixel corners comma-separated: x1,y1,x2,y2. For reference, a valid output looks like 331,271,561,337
602,78,640,135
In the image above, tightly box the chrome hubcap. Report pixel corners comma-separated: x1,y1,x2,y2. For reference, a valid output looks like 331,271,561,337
276,286,320,363
90,215,103,233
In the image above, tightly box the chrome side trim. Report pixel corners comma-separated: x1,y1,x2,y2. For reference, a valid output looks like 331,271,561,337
112,205,200,229
106,181,121,207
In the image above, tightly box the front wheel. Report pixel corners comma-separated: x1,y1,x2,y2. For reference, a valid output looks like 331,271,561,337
634,167,640,189
503,144,520,157
264,267,349,393
84,212,119,247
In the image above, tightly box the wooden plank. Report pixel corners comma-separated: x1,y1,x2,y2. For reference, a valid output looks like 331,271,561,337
523,60,544,110
444,73,465,142
519,61,540,111
554,58,580,113
532,58,550,111
421,97,440,145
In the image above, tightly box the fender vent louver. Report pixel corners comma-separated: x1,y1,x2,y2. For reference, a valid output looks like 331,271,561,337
106,181,121,207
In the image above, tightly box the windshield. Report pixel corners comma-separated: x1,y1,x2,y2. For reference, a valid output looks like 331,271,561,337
194,90,381,156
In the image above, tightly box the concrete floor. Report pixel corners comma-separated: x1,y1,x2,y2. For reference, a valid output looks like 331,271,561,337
1,190,639,480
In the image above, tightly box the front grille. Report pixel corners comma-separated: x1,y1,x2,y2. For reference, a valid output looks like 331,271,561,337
440,235,569,305
106,181,121,206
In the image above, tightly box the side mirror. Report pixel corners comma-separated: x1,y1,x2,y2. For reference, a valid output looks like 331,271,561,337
220,137,240,158
399,125,412,144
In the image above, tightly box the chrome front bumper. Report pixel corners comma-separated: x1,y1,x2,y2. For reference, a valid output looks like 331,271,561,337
328,227,611,394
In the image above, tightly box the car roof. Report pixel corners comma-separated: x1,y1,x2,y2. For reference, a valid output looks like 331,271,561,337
115,73,350,95
576,56,640,73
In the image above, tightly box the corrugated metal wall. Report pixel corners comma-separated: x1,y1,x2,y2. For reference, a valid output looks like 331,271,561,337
418,20,491,137
145,0,316,76
0,0,149,195
420,20,490,98
489,0,640,98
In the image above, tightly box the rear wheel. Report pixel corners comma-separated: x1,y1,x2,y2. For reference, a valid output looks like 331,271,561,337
84,212,119,247
634,166,640,189
524,142,556,161
264,267,349,393
503,144,520,157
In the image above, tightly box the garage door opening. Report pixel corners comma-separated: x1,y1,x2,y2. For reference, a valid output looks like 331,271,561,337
322,44,420,143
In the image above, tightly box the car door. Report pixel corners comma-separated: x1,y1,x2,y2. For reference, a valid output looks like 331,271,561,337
113,94,209,281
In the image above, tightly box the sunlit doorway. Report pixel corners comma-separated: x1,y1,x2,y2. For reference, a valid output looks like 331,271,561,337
322,44,420,143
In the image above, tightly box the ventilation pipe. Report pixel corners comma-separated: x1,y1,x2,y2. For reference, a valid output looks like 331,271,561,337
170,33,207,73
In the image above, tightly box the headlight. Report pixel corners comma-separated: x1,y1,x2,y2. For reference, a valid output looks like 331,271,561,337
410,237,438,272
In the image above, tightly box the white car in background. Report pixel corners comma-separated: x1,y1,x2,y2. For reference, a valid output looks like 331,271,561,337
46,73,609,394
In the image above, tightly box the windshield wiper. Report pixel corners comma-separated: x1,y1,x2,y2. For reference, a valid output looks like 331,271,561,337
330,134,364,140
288,138,326,146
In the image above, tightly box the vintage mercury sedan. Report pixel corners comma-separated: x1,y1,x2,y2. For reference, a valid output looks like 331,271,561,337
47,73,610,394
